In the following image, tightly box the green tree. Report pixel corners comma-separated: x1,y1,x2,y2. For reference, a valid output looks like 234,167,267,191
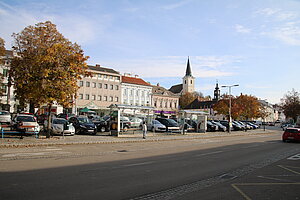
281,89,300,122
10,21,91,137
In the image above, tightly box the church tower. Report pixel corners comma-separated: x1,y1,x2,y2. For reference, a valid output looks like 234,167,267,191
182,57,195,94
213,81,220,101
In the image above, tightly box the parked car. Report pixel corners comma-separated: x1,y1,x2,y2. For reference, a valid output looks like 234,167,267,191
207,121,218,132
282,123,295,131
47,118,75,136
12,114,40,133
232,121,244,131
211,121,227,132
96,116,131,132
0,111,11,124
68,116,97,135
282,128,300,142
156,118,180,132
129,117,143,128
57,113,76,120
148,120,166,132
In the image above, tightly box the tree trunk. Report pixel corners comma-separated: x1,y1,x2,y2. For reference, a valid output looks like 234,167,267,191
29,101,35,114
46,104,52,138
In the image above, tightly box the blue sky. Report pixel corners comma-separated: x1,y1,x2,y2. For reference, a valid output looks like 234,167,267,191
1,0,300,104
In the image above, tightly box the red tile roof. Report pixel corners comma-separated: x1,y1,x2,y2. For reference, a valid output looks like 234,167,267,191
122,76,151,86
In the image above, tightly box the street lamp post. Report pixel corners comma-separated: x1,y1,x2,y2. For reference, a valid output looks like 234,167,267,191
221,84,239,133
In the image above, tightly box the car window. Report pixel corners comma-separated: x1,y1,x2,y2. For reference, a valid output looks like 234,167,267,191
16,116,36,122
78,117,91,123
53,119,67,124
0,111,9,115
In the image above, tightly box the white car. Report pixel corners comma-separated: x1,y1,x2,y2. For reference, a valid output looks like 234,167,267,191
13,114,40,133
49,118,75,136
0,111,11,124
148,120,166,132
129,117,143,128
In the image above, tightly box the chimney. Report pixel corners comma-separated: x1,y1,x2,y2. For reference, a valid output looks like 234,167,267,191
157,83,160,87
95,64,100,67
134,75,139,78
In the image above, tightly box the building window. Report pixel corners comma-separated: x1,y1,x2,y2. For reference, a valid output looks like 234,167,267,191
92,82,96,88
98,83,102,88
98,74,102,78
86,82,90,87
115,85,119,90
109,96,113,102
97,95,101,101
110,75,113,80
175,102,177,108
115,97,119,102
116,76,120,81
165,102,168,108
170,102,172,108
191,80,192,84
104,75,107,79
160,101,162,108
130,90,133,96
136,90,139,97
110,84,113,90
79,81,84,87
154,101,157,107
85,94,89,100
104,96,107,101
104,84,108,89
79,94,83,99
92,95,96,100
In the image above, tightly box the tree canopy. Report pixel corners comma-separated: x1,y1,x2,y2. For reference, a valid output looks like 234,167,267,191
10,21,90,111
0,37,6,96
281,89,300,122
213,94,262,120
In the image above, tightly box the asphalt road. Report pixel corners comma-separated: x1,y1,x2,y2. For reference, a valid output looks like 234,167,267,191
0,128,299,200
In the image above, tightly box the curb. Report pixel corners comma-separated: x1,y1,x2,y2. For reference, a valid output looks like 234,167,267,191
0,130,278,148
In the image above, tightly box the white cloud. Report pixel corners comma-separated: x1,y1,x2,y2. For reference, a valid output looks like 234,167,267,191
256,8,280,16
0,2,103,48
266,22,300,46
100,56,240,78
235,24,251,33
161,0,191,10
255,8,298,21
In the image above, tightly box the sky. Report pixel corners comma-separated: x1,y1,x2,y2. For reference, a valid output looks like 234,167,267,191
1,0,300,104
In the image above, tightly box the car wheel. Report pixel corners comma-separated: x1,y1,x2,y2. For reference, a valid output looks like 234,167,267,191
151,126,154,132
100,126,106,132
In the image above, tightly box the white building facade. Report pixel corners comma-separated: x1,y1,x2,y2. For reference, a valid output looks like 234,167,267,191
121,75,152,107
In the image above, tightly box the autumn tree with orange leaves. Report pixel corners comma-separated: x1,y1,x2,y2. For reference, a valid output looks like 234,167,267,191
10,21,90,137
214,94,263,120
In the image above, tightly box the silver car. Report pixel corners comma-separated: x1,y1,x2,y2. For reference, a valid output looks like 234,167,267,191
148,120,166,132
47,118,75,136
0,111,11,124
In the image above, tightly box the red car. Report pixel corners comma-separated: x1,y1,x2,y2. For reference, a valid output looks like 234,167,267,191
282,128,300,142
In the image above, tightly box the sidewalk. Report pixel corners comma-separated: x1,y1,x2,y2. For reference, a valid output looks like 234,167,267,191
0,129,279,148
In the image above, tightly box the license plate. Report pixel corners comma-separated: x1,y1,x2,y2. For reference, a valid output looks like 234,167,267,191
88,130,94,132
288,137,294,139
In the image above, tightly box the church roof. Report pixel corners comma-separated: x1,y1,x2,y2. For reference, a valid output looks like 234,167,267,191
185,57,192,76
169,84,183,94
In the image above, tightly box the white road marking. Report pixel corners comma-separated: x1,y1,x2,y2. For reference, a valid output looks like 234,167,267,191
2,152,47,157
287,154,300,160
44,148,62,151
122,161,154,167
241,144,260,149
195,151,223,157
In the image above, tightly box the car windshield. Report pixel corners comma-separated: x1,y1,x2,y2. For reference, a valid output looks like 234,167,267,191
78,117,91,123
167,119,178,126
0,111,9,115
53,119,67,124
16,116,36,122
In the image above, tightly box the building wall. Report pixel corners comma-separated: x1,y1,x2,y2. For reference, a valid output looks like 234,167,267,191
182,75,195,94
121,83,152,106
152,95,179,116
76,69,121,111
0,51,17,113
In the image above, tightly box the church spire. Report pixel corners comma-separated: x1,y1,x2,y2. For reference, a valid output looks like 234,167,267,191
185,56,192,76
